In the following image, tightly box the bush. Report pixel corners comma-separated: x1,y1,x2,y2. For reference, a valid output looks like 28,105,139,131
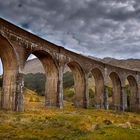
34,97,40,102
24,72,74,97
89,88,95,98
125,85,130,96
29,96,34,102
63,72,74,88
103,119,112,125
24,73,46,96
64,88,74,101
106,86,113,97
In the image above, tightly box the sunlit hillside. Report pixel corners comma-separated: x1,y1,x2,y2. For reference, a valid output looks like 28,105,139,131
0,89,140,139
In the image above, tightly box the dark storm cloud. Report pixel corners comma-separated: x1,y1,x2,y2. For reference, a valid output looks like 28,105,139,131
1,0,140,59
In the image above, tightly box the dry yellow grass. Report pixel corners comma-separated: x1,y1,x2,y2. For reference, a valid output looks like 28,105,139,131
0,89,140,139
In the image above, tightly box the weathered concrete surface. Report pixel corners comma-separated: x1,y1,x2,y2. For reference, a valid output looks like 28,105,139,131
0,34,18,110
91,68,104,109
0,18,140,112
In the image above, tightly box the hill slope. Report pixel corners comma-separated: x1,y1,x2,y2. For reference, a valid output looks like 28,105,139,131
24,59,45,74
24,58,70,74
102,57,140,71
24,57,140,74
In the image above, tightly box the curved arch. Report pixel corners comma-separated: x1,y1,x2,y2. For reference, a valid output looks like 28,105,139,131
23,50,59,107
32,50,58,74
0,35,18,71
109,72,122,110
0,35,18,110
90,68,104,108
127,75,138,111
66,61,87,107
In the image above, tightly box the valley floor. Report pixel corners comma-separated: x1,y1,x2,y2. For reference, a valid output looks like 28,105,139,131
0,90,140,140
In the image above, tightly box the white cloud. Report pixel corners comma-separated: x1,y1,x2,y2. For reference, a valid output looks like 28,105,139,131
0,0,140,59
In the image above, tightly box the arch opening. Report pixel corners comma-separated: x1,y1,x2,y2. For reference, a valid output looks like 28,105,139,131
23,50,59,110
88,68,104,109
109,72,122,111
63,65,74,107
64,61,86,108
125,75,138,111
88,72,95,108
23,54,46,110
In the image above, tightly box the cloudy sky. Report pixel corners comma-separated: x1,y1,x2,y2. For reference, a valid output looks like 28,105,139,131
1,0,140,59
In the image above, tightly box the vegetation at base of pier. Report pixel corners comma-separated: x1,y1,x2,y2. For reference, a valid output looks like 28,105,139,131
0,89,140,139
24,72,74,96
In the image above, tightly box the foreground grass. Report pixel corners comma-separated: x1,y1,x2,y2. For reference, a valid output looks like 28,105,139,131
0,90,140,139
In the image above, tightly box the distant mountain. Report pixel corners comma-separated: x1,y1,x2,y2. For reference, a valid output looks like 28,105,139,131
24,57,140,74
24,58,70,74
24,59,45,74
88,55,140,71
102,57,140,71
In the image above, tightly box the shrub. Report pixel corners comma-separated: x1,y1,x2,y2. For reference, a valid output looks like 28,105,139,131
105,86,113,97
34,97,40,102
64,89,74,98
29,96,34,102
24,72,74,96
89,88,95,98
125,85,130,96
63,72,74,88
103,119,112,125
24,73,46,96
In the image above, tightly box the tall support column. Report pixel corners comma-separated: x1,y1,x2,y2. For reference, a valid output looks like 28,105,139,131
15,73,24,112
104,86,109,110
132,86,139,112
121,86,127,111
67,61,86,108
1,70,17,110
136,74,140,111
45,75,58,108
57,64,64,109
138,86,140,111
85,73,89,108
45,53,64,108
73,72,87,108
104,67,109,110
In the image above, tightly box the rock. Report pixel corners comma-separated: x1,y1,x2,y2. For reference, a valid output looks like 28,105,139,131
93,123,101,130
118,122,132,129
103,119,112,125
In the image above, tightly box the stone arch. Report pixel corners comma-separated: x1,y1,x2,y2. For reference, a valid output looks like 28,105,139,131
90,68,104,108
0,34,18,110
24,50,59,108
66,61,86,108
126,75,138,111
109,72,122,110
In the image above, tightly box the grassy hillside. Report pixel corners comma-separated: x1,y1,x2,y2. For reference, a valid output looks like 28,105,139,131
0,89,140,139
24,73,46,96
24,72,74,96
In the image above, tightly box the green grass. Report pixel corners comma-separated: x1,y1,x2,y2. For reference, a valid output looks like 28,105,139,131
0,109,140,140
0,89,140,139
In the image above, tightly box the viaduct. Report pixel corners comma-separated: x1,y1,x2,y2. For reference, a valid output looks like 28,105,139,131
0,18,140,112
